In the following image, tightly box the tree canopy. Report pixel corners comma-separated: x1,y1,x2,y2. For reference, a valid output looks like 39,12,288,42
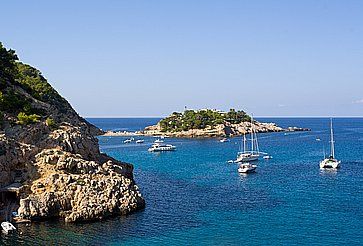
0,42,65,126
0,42,18,88
159,109,251,132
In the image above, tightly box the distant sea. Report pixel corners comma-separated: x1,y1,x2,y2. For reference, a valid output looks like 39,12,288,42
4,118,363,245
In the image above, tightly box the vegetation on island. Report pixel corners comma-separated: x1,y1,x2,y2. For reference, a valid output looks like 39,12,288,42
159,109,251,132
0,42,63,126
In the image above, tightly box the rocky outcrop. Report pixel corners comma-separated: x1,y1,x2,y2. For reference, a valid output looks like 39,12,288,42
139,121,308,138
0,43,145,222
17,149,144,222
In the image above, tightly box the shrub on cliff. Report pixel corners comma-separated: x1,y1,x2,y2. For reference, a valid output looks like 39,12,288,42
46,117,56,129
17,112,41,125
0,90,28,112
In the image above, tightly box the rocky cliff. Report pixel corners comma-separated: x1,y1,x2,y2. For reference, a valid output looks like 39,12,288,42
0,43,144,222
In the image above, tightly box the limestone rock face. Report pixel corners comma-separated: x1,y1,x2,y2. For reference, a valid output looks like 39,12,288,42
17,149,144,222
0,115,145,223
0,56,144,222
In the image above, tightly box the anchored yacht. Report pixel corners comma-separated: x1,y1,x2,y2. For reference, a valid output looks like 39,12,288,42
238,163,257,173
235,117,264,162
148,143,176,152
320,118,341,169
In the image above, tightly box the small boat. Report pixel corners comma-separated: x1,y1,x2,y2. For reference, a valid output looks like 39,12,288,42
148,143,176,152
227,160,234,163
320,119,341,169
124,139,132,143
316,138,321,141
263,155,273,160
238,163,257,173
154,139,164,143
1,222,16,233
136,139,144,144
220,138,229,143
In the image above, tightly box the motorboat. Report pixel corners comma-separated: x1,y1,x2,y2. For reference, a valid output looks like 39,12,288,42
238,163,257,173
220,138,229,143
136,139,144,144
154,139,164,143
263,155,273,160
1,221,16,233
148,143,176,152
320,119,341,169
124,137,134,143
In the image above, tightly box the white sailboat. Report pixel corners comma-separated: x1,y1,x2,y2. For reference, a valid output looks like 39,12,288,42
235,117,262,162
320,118,341,169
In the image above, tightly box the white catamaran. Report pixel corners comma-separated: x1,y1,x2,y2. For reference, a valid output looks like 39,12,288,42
320,118,341,169
235,117,263,163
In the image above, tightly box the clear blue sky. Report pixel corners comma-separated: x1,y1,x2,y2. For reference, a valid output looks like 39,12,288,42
1,0,362,117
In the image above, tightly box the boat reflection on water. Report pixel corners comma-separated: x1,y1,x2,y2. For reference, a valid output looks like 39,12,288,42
319,168,338,177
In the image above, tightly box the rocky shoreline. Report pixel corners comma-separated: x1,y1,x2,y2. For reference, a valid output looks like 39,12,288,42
102,122,310,138
115,121,310,138
0,43,145,223
0,113,145,223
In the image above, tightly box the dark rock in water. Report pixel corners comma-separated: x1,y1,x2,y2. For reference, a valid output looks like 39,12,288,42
0,42,144,222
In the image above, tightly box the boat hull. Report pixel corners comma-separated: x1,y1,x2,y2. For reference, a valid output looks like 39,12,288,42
236,153,259,162
320,158,341,169
238,165,257,173
148,146,176,152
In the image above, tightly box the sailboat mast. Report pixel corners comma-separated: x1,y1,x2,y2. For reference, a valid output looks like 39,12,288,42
330,118,335,158
255,130,260,154
250,116,254,153
243,133,247,152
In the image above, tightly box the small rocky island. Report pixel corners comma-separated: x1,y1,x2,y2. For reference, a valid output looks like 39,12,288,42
0,43,145,223
138,109,309,138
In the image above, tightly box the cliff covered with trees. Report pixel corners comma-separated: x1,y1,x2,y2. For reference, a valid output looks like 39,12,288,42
0,42,145,222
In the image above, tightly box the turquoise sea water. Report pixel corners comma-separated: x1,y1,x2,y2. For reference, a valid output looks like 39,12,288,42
3,118,363,245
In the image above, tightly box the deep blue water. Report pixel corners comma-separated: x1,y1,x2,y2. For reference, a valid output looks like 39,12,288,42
4,118,363,245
